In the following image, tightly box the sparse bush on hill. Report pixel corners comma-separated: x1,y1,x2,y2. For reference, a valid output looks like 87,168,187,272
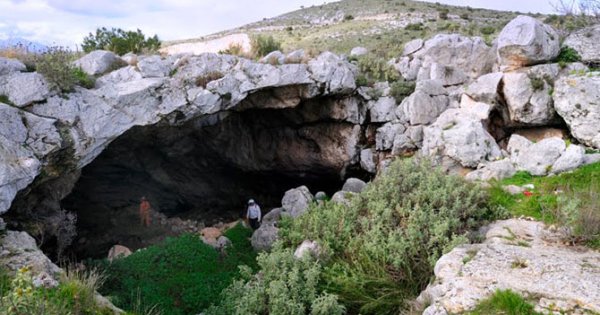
250,35,282,58
82,27,160,55
405,22,424,31
556,46,582,63
354,54,399,85
480,26,496,35
218,42,245,57
35,47,95,92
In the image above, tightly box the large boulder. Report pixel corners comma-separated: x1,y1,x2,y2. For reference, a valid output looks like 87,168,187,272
563,24,600,64
95,66,143,87
369,97,397,123
497,15,560,70
74,50,125,76
397,79,449,125
502,72,556,125
341,178,367,193
0,72,51,107
259,51,285,65
137,55,172,78
551,144,585,174
418,219,600,314
281,186,314,218
251,224,279,251
0,57,26,75
308,52,356,94
511,136,566,176
0,231,61,276
422,109,502,168
464,72,503,105
553,74,600,148
360,149,377,173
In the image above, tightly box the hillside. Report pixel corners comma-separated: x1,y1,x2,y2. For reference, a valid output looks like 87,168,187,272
163,0,527,57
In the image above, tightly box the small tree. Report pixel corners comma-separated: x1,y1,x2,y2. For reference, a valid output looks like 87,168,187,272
82,27,161,55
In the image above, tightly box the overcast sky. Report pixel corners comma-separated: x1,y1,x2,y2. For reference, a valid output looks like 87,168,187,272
0,0,557,48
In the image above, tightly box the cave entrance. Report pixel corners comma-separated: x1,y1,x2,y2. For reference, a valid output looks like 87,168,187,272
61,103,359,259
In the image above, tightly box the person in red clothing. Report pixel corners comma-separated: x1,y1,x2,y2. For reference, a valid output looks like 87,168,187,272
139,196,152,227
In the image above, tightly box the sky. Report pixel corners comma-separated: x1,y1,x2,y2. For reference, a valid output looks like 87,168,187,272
0,0,558,48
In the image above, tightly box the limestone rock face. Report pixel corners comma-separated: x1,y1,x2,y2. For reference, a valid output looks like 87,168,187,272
251,224,279,251
497,15,560,70
502,71,556,125
0,57,26,75
553,74,600,148
308,52,357,94
369,97,397,123
137,55,172,78
73,50,125,76
398,79,449,125
281,186,314,218
0,72,51,107
563,24,600,64
418,219,600,315
465,159,517,182
0,231,61,276
551,144,585,174
422,109,502,168
341,178,367,193
512,136,567,176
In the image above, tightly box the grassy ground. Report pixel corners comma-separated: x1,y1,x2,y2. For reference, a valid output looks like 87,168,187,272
467,290,541,315
489,162,600,248
95,223,257,315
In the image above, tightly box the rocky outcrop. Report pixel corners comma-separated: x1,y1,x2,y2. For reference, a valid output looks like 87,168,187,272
281,186,314,218
418,219,600,314
496,15,560,70
553,74,600,148
0,230,61,276
74,50,125,76
563,24,600,64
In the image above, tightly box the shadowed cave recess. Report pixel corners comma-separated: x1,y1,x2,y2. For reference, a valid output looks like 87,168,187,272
9,98,370,260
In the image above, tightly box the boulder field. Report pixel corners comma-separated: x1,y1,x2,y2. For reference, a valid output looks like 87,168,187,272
0,15,599,314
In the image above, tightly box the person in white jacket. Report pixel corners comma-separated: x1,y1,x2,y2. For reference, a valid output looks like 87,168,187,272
246,199,261,230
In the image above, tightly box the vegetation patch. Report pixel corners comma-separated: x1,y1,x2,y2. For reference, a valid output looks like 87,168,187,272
250,35,282,58
489,162,600,248
468,289,541,315
209,158,502,314
95,223,257,315
82,27,160,55
556,46,582,64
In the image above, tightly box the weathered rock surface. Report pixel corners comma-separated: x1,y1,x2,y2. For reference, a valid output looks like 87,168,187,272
502,71,556,125
563,24,600,64
512,136,566,176
0,231,61,276
294,240,321,259
369,97,397,123
419,219,600,314
350,46,368,57
551,144,585,174
0,72,51,107
74,50,125,76
107,244,132,261
341,178,367,193
553,74,600,148
137,55,172,78
398,79,449,125
0,57,26,75
422,109,502,168
281,186,314,218
497,15,560,70
251,224,279,251
465,159,516,182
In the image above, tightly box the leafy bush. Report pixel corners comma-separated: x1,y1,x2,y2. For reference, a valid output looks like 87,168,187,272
35,47,96,92
405,23,424,31
285,158,499,314
480,26,496,35
468,290,541,315
96,224,257,315
355,54,399,85
556,46,582,63
205,249,345,315
82,27,160,55
0,266,114,315
250,35,282,58
390,80,415,103
212,158,500,315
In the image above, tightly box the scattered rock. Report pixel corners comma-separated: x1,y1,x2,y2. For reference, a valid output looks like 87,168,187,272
0,57,26,75
262,208,283,226
514,137,566,176
360,148,377,174
315,191,327,201
281,186,314,218
342,178,367,193
73,50,125,76
107,245,132,262
294,240,321,259
251,224,279,251
465,159,517,181
331,191,355,206
350,46,368,57
551,144,585,174
503,184,526,195
496,15,560,70
260,51,285,65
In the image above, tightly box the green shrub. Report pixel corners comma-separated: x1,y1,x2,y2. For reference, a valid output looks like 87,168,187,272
529,76,545,91
460,12,470,20
405,23,424,31
438,8,449,20
82,27,160,55
96,224,257,315
0,266,114,315
35,47,95,92
468,290,541,315
556,46,582,63
0,95,14,106
355,54,399,84
389,80,415,103
206,249,345,315
250,35,282,58
287,159,499,314
344,14,355,21
480,26,496,35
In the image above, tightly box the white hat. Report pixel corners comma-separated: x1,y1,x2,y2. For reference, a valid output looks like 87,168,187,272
248,199,255,204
